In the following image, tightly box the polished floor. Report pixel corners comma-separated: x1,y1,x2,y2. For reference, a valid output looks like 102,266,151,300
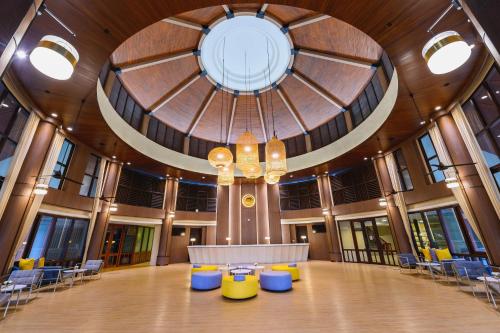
1,261,499,332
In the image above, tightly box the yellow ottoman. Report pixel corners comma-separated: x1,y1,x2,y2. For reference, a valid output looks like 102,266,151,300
191,265,219,274
221,275,258,299
272,265,300,281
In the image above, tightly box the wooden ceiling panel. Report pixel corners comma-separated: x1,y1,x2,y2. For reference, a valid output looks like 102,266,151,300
175,5,225,26
153,77,213,133
266,4,315,24
293,54,374,106
191,89,234,142
279,76,338,130
118,56,199,109
291,17,382,63
110,21,200,67
227,3,262,12
229,94,266,143
263,89,304,140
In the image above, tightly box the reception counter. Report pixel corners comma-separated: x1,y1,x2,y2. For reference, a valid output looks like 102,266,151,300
187,244,309,264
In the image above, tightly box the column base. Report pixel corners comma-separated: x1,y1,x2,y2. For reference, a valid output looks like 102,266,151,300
329,252,343,262
156,256,170,266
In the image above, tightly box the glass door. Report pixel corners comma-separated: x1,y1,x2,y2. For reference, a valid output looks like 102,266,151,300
102,224,125,267
352,221,369,263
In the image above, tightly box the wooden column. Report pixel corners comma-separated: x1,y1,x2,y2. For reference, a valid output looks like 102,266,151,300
229,184,241,245
156,177,178,265
267,183,282,244
0,119,57,274
86,161,122,260
316,175,342,261
373,156,412,254
240,183,257,244
435,113,500,265
256,182,270,244
215,185,229,245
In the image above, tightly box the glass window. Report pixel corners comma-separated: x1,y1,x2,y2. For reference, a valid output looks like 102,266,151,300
28,216,53,259
49,139,75,189
312,223,326,234
439,208,469,254
135,227,143,253
418,133,445,183
339,222,354,249
375,217,396,252
141,228,149,252
459,210,486,253
408,212,431,249
79,154,101,197
423,211,448,249
147,228,154,251
394,149,413,191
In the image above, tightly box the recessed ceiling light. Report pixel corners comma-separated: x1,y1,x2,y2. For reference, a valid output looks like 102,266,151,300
0,103,8,108
112,155,116,159
434,106,442,111
179,177,183,180
312,174,316,177
66,126,73,131
467,19,471,23
16,50,27,59
324,171,328,174
166,174,170,177
126,162,131,165
378,150,382,154
202,176,206,179
481,95,488,99
364,157,368,161
289,175,294,178
495,90,499,94
51,113,58,117
420,120,426,125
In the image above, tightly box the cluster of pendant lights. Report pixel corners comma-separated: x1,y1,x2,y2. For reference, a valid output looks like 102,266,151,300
208,39,287,186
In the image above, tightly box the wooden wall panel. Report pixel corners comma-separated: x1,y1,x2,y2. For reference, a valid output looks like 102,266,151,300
256,182,270,244
229,184,241,245
240,183,257,245
267,183,283,244
215,185,229,245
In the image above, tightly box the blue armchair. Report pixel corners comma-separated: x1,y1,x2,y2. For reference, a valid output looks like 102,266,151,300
452,260,491,296
397,253,418,273
6,269,43,304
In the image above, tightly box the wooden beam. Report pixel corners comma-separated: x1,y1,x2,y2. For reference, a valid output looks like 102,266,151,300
118,50,195,73
226,95,238,143
255,95,268,141
162,17,203,31
187,87,218,136
150,72,201,113
260,4,269,13
296,48,374,69
288,14,329,30
291,69,344,109
275,87,307,134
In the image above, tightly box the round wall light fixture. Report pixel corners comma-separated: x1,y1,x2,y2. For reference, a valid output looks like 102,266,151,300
241,194,256,208
422,31,471,75
29,35,79,80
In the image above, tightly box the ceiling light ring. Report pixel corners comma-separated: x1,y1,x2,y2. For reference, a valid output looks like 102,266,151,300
422,33,463,62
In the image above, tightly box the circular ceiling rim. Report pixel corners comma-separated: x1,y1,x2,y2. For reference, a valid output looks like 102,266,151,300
197,10,295,95
96,68,398,176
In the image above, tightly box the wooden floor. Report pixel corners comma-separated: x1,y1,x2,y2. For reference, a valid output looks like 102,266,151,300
1,261,499,332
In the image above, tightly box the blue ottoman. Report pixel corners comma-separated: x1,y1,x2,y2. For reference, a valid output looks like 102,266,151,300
191,271,222,291
260,271,292,292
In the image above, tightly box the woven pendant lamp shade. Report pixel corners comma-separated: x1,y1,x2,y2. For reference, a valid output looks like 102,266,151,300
264,172,280,184
236,131,259,172
217,163,234,186
242,163,261,179
265,136,287,177
208,146,233,168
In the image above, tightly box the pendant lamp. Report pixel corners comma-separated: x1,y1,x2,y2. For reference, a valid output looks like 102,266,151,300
265,136,287,177
208,146,233,168
30,35,79,80
236,131,259,172
242,163,261,179
218,163,234,186
264,172,280,184
422,31,471,74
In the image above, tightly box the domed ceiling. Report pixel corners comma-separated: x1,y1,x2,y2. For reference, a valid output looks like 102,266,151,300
110,4,382,144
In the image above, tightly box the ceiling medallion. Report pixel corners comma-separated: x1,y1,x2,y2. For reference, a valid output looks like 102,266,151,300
241,194,256,208
199,14,293,92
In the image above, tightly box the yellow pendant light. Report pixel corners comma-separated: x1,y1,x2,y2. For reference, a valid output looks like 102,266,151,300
208,146,233,168
265,136,287,177
217,163,234,186
236,131,259,172
264,172,280,184
242,163,261,179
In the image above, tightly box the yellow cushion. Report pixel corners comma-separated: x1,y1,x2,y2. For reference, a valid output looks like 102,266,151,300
191,265,219,274
37,257,45,268
420,248,432,262
221,275,258,299
19,258,35,270
435,248,452,261
271,265,300,281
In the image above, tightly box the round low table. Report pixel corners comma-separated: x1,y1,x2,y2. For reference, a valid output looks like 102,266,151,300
230,268,253,276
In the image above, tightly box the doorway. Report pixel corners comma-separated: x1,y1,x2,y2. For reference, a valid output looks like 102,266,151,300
338,217,397,265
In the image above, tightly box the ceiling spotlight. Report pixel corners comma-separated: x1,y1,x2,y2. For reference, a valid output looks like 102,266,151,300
312,174,316,177
363,157,368,161
109,203,118,212
66,126,73,131
422,31,471,74
434,106,442,111
50,113,58,117
289,175,294,178
0,103,9,108
480,95,488,100
378,150,383,154
33,183,49,195
30,35,79,80
420,120,426,125
379,198,387,207
445,176,459,188
179,177,183,180
324,171,328,174
16,50,27,59
496,90,499,94
126,162,131,165
112,155,116,159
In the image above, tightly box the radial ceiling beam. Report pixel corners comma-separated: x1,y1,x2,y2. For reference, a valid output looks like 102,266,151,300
257,3,269,17
289,69,344,110
226,94,238,144
255,94,268,141
118,50,197,73
295,48,375,69
150,72,203,114
187,87,218,136
275,87,307,134
286,14,330,31
162,17,204,31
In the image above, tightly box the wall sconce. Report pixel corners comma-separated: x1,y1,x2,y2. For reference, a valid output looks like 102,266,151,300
33,183,48,195
226,237,231,245
300,235,307,243
322,208,330,216
190,238,196,245
445,176,460,188
379,198,387,207
168,211,175,218
109,203,118,212
264,236,271,243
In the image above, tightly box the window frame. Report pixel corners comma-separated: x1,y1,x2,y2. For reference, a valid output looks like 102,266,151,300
417,133,445,183
49,139,75,190
393,148,413,191
79,154,101,197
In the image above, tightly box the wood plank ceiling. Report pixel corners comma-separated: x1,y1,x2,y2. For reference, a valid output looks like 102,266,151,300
6,0,488,180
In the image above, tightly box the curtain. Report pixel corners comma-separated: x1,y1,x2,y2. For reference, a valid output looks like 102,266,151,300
428,124,483,242
451,104,500,219
385,153,416,255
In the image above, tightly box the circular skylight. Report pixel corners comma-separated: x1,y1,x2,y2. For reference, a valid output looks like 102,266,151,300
200,15,292,92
